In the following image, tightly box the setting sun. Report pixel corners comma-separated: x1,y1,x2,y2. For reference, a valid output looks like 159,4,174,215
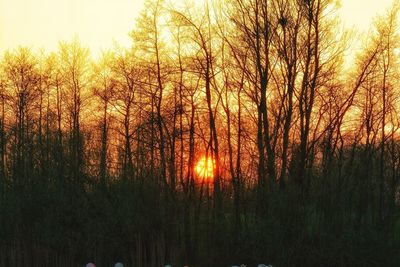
195,156,215,180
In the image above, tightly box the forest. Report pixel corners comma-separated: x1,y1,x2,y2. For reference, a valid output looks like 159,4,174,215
1,0,400,266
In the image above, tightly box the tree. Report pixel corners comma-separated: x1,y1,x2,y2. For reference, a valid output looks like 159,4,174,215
58,39,90,183
92,51,116,187
2,47,40,189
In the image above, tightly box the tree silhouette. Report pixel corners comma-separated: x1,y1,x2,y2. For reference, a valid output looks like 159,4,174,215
0,1,400,266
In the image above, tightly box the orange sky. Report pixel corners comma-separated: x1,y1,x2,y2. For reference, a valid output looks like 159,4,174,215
0,0,396,56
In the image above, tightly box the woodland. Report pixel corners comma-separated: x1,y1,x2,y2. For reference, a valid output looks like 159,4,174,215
1,0,400,266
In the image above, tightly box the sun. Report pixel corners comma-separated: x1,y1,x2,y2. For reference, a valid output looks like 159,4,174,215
195,156,215,180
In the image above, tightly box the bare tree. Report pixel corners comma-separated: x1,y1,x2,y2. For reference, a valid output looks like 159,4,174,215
92,51,116,187
58,39,90,183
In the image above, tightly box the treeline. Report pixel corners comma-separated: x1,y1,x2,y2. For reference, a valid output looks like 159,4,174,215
1,0,400,266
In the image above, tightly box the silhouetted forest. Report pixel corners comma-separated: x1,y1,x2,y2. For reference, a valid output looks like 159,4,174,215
1,0,400,266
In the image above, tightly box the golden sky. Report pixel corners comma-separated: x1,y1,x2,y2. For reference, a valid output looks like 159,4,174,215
0,0,395,56
0,0,144,54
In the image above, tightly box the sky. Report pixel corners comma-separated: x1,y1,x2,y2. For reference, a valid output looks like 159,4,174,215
0,0,396,56
0,0,145,54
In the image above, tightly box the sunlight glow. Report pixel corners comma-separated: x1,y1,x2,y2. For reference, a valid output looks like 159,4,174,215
0,0,395,55
0,0,144,55
195,156,215,181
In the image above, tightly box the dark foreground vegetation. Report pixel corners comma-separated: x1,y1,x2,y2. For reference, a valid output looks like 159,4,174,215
1,0,400,266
